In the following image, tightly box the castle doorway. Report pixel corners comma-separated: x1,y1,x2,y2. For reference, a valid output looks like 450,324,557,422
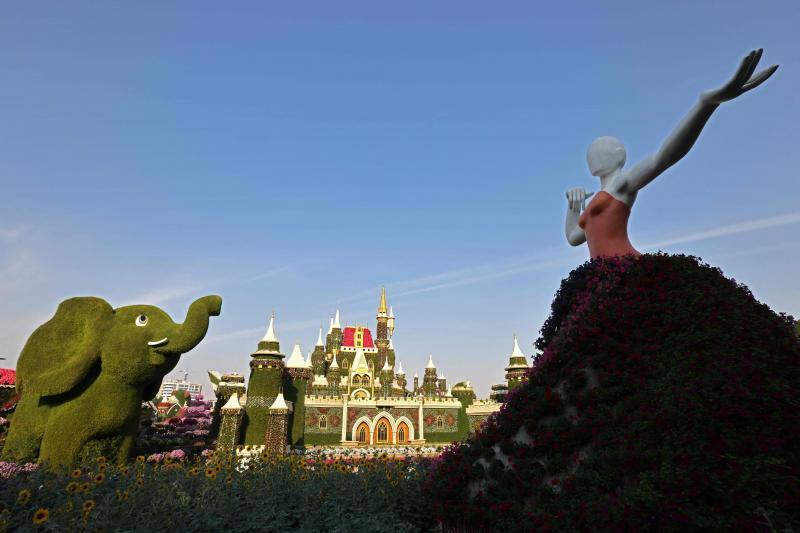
356,422,370,444
397,421,409,444
374,418,391,444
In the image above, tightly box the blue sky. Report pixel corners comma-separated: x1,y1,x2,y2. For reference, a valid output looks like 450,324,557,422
1,2,798,396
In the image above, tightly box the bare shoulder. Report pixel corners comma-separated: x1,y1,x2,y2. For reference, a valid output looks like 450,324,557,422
606,173,637,206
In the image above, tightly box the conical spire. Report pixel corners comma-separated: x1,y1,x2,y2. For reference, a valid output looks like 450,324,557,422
305,352,313,369
286,343,306,368
426,354,436,369
388,338,394,350
511,335,525,358
382,357,392,372
351,347,370,373
378,287,388,314
316,326,324,346
329,353,339,369
333,309,341,329
396,361,405,375
389,305,394,319
261,312,278,343
328,317,333,334
269,391,288,411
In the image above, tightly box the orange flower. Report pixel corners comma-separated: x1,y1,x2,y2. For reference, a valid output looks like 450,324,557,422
17,489,31,505
82,500,95,513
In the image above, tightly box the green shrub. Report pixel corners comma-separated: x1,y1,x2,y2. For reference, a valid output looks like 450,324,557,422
426,254,800,531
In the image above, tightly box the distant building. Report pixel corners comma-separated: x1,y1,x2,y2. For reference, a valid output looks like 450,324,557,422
158,377,202,401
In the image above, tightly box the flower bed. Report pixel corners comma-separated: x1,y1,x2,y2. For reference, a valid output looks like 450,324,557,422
0,451,434,531
426,254,800,531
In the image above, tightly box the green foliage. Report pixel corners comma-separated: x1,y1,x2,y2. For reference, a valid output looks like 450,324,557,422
242,365,283,445
2,296,222,468
0,453,435,531
427,254,800,531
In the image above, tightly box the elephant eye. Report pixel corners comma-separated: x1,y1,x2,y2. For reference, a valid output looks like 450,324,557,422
135,315,148,327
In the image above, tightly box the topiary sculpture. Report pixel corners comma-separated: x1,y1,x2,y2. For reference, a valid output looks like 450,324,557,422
426,255,799,531
2,295,222,468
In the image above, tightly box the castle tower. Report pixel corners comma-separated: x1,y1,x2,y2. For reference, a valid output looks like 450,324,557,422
242,313,285,445
451,381,476,440
505,335,530,391
326,353,341,396
285,343,313,446
217,392,243,453
395,360,407,391
423,354,438,398
380,358,393,398
413,373,419,394
311,327,327,375
388,306,395,337
326,310,343,354
264,391,290,455
376,287,389,342
438,374,447,392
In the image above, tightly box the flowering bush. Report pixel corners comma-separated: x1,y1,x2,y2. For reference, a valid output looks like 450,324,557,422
135,393,215,457
0,452,434,530
0,369,14,387
426,254,800,531
0,461,37,479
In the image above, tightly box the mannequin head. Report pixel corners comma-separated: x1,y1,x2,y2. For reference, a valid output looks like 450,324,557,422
587,136,626,178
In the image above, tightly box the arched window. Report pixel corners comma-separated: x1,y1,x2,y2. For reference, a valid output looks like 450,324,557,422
436,416,444,430
357,423,368,443
377,421,389,443
343,359,349,369
398,426,406,443
352,375,361,386
362,376,370,386
319,415,327,429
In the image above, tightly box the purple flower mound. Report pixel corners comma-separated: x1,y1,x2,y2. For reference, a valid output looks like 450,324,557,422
425,254,800,531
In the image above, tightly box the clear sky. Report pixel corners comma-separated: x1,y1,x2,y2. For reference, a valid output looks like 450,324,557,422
1,2,798,397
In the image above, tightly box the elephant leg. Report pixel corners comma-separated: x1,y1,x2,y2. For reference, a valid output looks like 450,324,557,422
1,395,47,463
39,412,91,469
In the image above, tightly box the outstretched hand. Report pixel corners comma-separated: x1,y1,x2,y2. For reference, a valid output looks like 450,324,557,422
702,49,778,105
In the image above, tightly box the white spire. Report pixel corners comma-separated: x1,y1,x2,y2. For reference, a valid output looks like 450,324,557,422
388,338,394,350
382,358,392,372
389,306,394,318
269,391,289,411
286,343,306,368
446,384,452,397
316,326,324,346
261,312,278,343
305,352,313,369
333,309,341,329
329,353,339,369
511,335,525,358
414,372,418,379
222,392,242,411
328,317,333,334
426,354,436,369
396,361,405,375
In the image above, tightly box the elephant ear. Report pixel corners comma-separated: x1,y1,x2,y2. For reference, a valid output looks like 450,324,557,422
17,297,114,397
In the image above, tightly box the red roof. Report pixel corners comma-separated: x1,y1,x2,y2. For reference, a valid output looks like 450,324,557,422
341,326,374,348
0,368,15,387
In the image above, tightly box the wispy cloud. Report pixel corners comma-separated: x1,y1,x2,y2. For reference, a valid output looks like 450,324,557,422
0,226,27,243
251,266,291,282
640,212,800,250
207,318,322,345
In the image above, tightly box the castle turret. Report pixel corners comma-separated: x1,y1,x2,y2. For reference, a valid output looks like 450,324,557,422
423,354,438,398
505,335,530,391
242,313,285,445
326,310,343,354
217,392,243,453
326,353,341,396
285,343,312,446
380,358,393,398
413,373,419,394
311,326,327,375
395,360,407,391
388,306,395,337
264,391,290,455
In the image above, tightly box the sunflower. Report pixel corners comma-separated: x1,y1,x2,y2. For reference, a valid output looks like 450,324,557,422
98,464,107,473
71,468,82,478
66,481,79,494
96,456,107,464
136,477,144,486
120,466,130,476
188,467,199,476
136,455,145,463
225,475,233,485
82,500,95,513
93,473,105,484
206,451,216,459
116,490,129,502
32,508,48,525
80,482,91,493
300,474,308,481
17,489,32,505
164,455,173,465
205,467,216,479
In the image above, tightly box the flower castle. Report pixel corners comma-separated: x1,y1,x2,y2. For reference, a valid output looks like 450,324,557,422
210,289,528,453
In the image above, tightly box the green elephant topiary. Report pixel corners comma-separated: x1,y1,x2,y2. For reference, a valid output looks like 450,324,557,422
1,295,222,468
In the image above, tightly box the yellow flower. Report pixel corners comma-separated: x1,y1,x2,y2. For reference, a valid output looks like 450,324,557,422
116,490,129,502
207,451,216,459
225,475,233,485
32,508,48,525
17,489,31,505
188,467,199,476
96,456,107,464
120,466,129,476
93,473,105,485
98,464,107,473
300,474,308,481
80,482,91,493
164,455,173,464
71,468,82,478
66,482,79,494
136,456,145,463
65,500,74,512
205,467,216,479
82,500,95,513
136,477,144,486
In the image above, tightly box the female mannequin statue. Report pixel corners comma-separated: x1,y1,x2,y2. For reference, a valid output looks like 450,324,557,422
565,49,778,259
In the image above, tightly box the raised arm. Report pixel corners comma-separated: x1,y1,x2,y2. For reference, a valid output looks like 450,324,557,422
621,49,778,194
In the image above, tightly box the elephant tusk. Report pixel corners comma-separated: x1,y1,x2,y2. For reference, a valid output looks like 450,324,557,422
148,338,169,347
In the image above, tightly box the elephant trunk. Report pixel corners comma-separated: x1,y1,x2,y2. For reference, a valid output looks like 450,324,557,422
161,295,222,356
